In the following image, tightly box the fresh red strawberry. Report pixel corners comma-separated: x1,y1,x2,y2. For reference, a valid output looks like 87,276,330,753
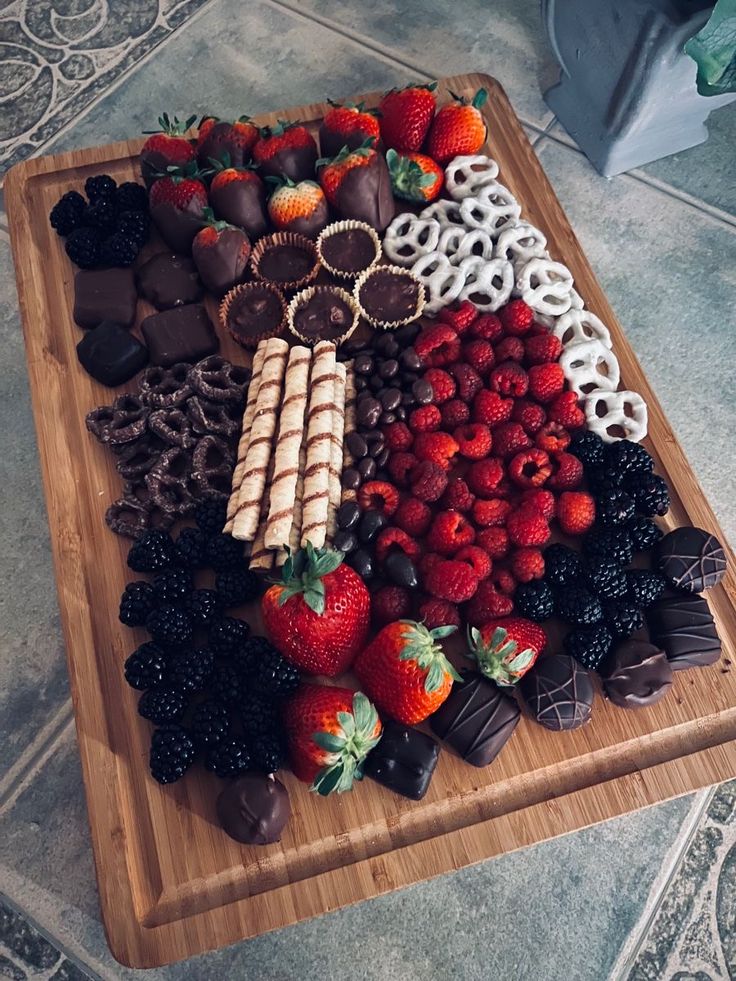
140,112,196,186
490,361,529,397
386,149,444,203
358,480,400,517
413,432,459,471
425,560,479,603
410,461,448,502
319,100,380,158
548,391,586,429
196,116,258,168
511,398,547,435
466,458,504,497
499,299,534,336
508,448,552,488
440,476,475,513
454,545,492,580
557,490,596,535
507,506,551,547
408,404,441,433
453,423,492,459
266,177,328,237
425,367,456,404
469,313,504,342
427,511,476,556
283,685,382,793
524,332,562,365
472,498,512,527
253,121,318,182
547,451,584,491
382,422,414,452
439,300,478,336
415,324,462,367
191,211,251,296
354,620,460,725
395,496,432,536
425,88,488,165
379,82,437,152
375,527,421,564
208,164,269,238
494,336,525,363
441,399,470,427
510,547,545,583
466,617,546,685
418,597,461,630
262,544,370,677
528,363,565,403
448,362,483,402
491,421,531,459
476,526,511,560
372,585,412,625
466,578,514,624
387,451,418,487
535,421,571,453
463,339,495,376
472,389,513,427
520,488,556,521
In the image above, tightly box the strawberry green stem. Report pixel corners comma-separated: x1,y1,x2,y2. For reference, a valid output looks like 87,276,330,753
398,620,462,692
311,692,382,795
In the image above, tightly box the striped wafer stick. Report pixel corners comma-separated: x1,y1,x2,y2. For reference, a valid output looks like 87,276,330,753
300,341,338,548
231,337,289,542
249,453,276,571
281,425,309,564
326,362,347,541
340,363,358,504
224,344,266,533
264,346,312,550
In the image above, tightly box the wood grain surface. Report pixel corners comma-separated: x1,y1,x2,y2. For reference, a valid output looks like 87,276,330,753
5,73,736,969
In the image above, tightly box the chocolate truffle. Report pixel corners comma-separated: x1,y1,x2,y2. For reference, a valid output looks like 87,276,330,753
364,721,439,800
192,226,250,296
136,253,203,309
76,320,148,386
150,199,206,255
654,526,727,593
318,223,380,277
221,282,286,349
73,268,137,329
210,177,269,240
600,640,673,709
430,670,520,767
356,267,423,327
216,773,291,845
334,151,395,231
520,654,594,731
141,304,219,366
647,594,721,670
289,287,357,345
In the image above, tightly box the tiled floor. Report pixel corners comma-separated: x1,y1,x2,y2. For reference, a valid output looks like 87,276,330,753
1,1,734,978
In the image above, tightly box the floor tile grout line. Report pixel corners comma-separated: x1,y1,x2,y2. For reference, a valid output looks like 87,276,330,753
0,701,74,813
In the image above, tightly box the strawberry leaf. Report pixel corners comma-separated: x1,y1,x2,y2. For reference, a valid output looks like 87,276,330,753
313,731,347,753
336,711,355,738
312,762,345,796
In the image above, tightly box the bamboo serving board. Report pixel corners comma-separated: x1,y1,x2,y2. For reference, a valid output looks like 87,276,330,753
5,73,736,969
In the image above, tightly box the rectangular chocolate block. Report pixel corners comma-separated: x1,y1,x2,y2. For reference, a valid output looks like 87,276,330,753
141,304,219,367
73,268,137,329
76,320,148,386
430,671,520,767
364,721,439,800
647,595,721,670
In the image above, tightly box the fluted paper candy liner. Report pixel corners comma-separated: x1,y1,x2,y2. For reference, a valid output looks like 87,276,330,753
353,263,426,330
286,285,360,348
326,362,347,541
299,340,338,548
219,282,287,351
224,343,266,534
316,219,382,281
340,363,358,504
250,231,319,293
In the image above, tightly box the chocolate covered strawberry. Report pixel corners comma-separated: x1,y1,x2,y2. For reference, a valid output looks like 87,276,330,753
426,88,488,165
262,544,370,677
466,618,546,686
253,121,318,182
379,82,437,152
386,149,443,203
283,685,382,794
196,115,258,168
208,163,269,239
148,168,208,254
317,139,394,231
191,209,250,296
319,100,380,159
140,112,196,188
266,176,329,239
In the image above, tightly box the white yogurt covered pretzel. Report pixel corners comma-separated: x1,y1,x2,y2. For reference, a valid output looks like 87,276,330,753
515,257,575,316
457,256,514,312
584,389,648,443
494,221,548,271
560,339,620,398
383,213,441,266
437,226,465,261
553,309,612,349
410,251,466,315
452,228,495,264
445,154,500,200
459,184,521,237
419,199,465,229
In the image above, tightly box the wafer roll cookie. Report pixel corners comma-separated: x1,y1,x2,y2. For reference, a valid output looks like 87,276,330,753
249,455,276,571
285,430,308,560
224,344,266,533
231,337,289,541
326,362,347,540
340,363,358,504
300,341,338,548
264,346,312,550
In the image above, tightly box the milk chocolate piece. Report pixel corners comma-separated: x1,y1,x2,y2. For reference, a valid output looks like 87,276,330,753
600,640,673,708
141,304,218,366
150,199,206,254
647,594,721,670
364,721,439,799
73,268,137,329
209,179,269,239
291,288,355,342
258,143,318,183
76,320,148,386
335,152,394,231
259,244,314,284
430,670,520,767
654,526,727,593
320,227,378,274
216,773,291,845
358,268,421,324
520,654,594,731
136,253,203,309
192,227,250,296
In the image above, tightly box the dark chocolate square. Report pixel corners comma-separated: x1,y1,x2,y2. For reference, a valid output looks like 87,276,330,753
646,595,721,670
364,721,439,800
141,304,219,367
73,268,137,329
430,671,520,767
76,320,148,386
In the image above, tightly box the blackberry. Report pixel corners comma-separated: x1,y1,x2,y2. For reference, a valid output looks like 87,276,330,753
583,527,634,566
604,440,653,479
555,584,603,626
145,605,193,647
628,516,663,552
175,527,208,568
624,472,670,517
585,466,621,494
563,625,614,671
194,495,228,535
149,725,195,784
240,691,278,735
101,231,139,267
49,190,86,236
64,226,102,268
205,737,252,778
568,430,605,469
115,182,148,213
514,580,555,622
234,635,278,678
626,570,666,608
84,174,116,202
117,209,150,245
603,599,644,638
152,568,193,606
251,734,285,774
138,688,186,724
124,642,168,691
83,197,118,232
215,568,261,608
209,616,250,656
596,488,636,527
127,530,178,573
254,649,301,697
544,543,583,586
205,534,245,572
186,588,222,627
191,701,231,748
118,580,156,627
168,648,214,694
583,557,628,600
209,664,246,705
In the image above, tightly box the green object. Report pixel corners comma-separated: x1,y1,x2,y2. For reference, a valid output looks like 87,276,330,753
685,0,736,96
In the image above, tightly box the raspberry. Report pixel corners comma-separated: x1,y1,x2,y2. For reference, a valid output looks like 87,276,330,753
528,363,565,403
408,404,441,433
489,566,517,596
453,423,493,460
375,527,421,563
413,431,459,471
418,597,461,630
557,491,596,535
466,458,504,497
441,477,475,513
548,451,584,491
507,506,551,547
511,399,547,435
410,460,448,502
419,551,444,579
469,313,504,342
382,422,414,451
438,300,478,336
509,448,552,488
490,360,529,397
372,585,412,625
472,498,512,527
524,333,562,365
425,559,479,602
466,579,514,625
493,477,514,499
548,391,586,429
472,389,513,426
536,421,571,454
520,488,556,521
510,547,545,583
395,496,432,536
427,511,476,555
491,421,531,459
476,526,510,559
500,299,534,336
494,336,524,363
358,480,400,516
424,367,456,404
387,451,418,487
462,339,495,376
448,362,483,402
415,324,462,367
454,545,492,580
440,399,470,427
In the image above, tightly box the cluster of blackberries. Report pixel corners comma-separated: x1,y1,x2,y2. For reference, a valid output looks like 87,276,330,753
515,435,670,671
120,496,299,785
49,174,150,269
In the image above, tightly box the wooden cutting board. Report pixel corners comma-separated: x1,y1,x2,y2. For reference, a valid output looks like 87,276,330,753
5,73,736,969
